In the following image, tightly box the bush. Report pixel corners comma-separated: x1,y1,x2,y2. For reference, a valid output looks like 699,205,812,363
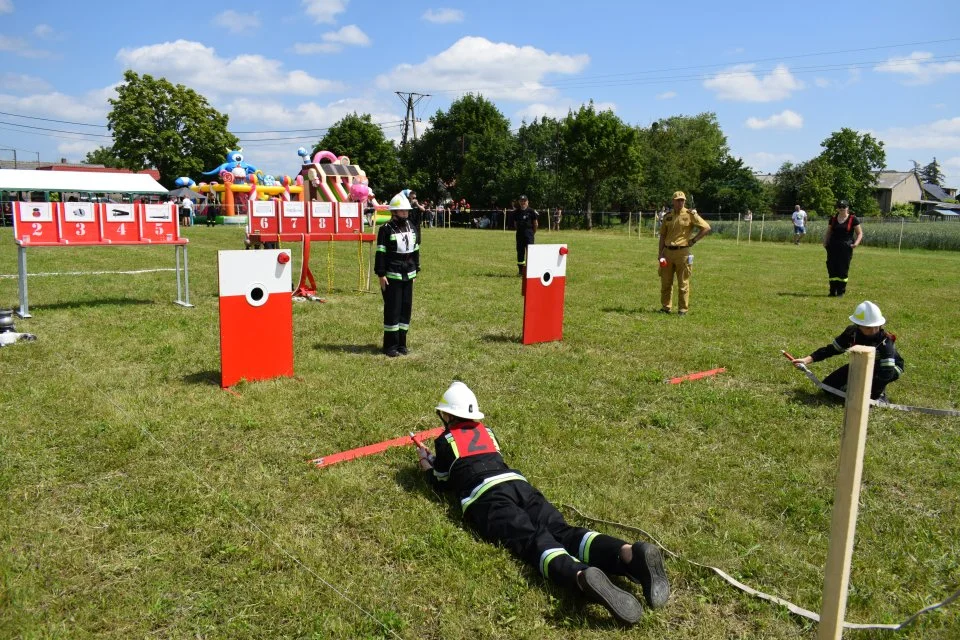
889,202,916,217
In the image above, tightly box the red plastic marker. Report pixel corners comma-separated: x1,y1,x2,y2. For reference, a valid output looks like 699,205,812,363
666,367,727,384
310,426,444,469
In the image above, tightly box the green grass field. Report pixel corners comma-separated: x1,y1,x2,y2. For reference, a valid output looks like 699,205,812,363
1,226,958,639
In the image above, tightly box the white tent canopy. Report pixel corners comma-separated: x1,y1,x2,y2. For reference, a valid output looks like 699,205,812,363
0,169,167,195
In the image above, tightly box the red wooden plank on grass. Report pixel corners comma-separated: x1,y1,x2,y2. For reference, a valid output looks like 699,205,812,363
667,367,727,384
310,426,445,469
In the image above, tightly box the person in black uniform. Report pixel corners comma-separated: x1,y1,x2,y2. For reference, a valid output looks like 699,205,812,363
414,381,670,625
822,199,863,297
512,195,538,276
375,192,421,357
791,300,904,401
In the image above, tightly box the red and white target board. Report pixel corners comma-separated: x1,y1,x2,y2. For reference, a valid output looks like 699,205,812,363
522,244,568,345
58,202,101,244
140,204,179,243
13,202,59,245
310,201,334,235
336,201,361,233
218,249,294,388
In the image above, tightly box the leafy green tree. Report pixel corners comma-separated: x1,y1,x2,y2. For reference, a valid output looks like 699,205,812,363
503,117,566,209
773,161,805,213
640,113,728,209
107,70,238,187
797,158,836,218
698,156,770,215
920,157,945,186
316,113,403,198
561,102,642,229
818,128,885,216
83,146,125,169
409,94,512,203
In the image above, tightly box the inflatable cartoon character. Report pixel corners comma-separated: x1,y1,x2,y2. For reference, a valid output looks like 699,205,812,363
203,148,258,176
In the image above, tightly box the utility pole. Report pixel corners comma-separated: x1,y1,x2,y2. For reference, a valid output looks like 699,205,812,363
1,148,17,168
395,92,430,146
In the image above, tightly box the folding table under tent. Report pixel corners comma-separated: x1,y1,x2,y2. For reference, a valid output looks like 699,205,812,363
0,169,193,317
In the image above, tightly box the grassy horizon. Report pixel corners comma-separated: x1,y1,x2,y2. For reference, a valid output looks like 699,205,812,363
1,225,958,639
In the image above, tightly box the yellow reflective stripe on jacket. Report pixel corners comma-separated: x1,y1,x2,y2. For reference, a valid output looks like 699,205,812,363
460,472,526,511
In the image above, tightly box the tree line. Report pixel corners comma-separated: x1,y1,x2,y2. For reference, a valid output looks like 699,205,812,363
88,72,909,222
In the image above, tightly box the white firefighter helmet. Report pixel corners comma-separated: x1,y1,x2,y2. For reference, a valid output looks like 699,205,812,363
436,381,484,420
849,300,886,327
389,193,412,210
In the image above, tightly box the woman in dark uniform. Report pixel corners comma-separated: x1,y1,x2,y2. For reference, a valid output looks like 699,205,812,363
822,199,863,297
375,192,421,357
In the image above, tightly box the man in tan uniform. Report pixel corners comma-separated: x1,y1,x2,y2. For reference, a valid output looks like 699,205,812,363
658,191,710,316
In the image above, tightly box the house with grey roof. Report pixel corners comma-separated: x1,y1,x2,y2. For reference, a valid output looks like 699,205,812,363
873,171,922,213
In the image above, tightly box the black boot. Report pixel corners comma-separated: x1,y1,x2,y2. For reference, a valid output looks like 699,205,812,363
383,332,400,357
397,330,409,355
828,281,837,297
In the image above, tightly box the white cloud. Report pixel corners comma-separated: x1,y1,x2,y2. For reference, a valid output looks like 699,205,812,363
32,23,53,38
703,63,803,102
743,151,796,173
0,0,12,14
0,72,52,93
814,77,830,88
212,10,261,34
873,117,960,149
422,8,464,23
117,40,343,96
0,34,53,58
57,140,100,161
302,0,348,24
656,91,676,100
375,36,589,103
225,96,401,134
515,100,616,121
293,24,370,53
874,51,960,85
0,85,114,123
745,109,803,130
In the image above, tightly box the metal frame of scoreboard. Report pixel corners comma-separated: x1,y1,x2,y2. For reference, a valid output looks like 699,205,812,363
11,202,193,318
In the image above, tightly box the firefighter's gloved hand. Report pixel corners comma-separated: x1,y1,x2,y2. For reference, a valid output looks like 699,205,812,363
417,446,435,471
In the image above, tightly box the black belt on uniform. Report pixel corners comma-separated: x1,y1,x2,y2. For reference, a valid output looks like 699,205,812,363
665,245,688,249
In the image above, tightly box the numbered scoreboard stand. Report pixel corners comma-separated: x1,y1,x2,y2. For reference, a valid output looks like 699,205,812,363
12,202,192,318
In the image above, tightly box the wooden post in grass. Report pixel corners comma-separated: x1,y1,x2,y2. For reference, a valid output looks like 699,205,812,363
737,212,742,244
898,218,904,254
817,345,875,640
759,214,765,243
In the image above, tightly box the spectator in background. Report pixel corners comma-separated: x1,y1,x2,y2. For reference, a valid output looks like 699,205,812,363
180,197,193,227
552,207,563,231
792,204,807,245
512,195,539,276
407,190,426,228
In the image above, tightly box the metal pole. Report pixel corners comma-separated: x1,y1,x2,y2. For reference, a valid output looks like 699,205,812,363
817,345,875,640
182,245,193,306
175,245,183,303
16,245,31,318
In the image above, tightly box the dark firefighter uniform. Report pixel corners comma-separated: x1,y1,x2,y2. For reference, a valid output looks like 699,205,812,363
513,206,539,275
808,325,904,400
375,217,420,355
825,213,860,297
424,419,648,593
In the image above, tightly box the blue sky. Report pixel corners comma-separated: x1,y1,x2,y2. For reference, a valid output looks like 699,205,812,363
1,0,959,186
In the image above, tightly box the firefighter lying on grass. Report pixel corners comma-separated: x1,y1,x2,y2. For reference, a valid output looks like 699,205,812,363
414,381,670,626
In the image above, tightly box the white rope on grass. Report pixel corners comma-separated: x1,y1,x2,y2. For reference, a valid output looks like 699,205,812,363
0,268,176,279
60,358,404,640
560,503,960,631
784,353,960,418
